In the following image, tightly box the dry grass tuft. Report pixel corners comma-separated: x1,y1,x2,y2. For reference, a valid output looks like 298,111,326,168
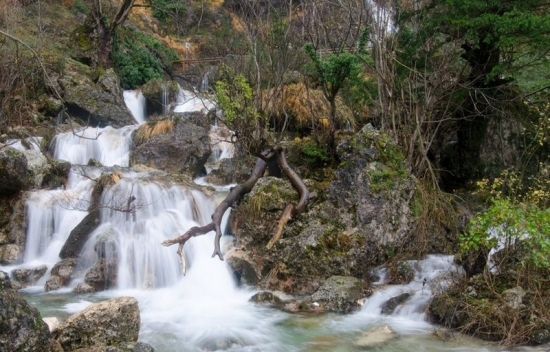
262,83,355,131
134,118,174,145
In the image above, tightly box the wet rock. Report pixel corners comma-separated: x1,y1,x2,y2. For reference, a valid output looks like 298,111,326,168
140,79,179,116
0,271,56,351
249,291,283,305
73,283,95,294
54,296,140,351
11,265,48,287
0,146,30,195
44,275,63,292
380,292,411,315
0,243,21,264
354,325,397,349
59,210,100,259
311,276,367,313
204,155,255,185
45,258,78,292
226,251,260,286
56,60,136,128
131,118,211,177
84,258,118,291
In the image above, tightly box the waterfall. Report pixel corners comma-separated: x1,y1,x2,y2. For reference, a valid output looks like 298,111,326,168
54,126,137,167
123,90,147,124
174,87,215,114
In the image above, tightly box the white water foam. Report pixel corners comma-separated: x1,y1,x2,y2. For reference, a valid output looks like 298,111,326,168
123,90,147,124
54,125,137,166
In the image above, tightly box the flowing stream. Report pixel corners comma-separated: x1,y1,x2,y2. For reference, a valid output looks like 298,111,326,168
1,90,542,352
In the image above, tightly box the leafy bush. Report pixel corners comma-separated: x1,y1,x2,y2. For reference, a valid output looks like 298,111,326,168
151,0,186,27
461,167,550,269
112,29,179,89
214,64,266,154
301,140,330,166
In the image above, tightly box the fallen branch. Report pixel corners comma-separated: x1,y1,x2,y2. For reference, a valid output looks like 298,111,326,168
162,146,309,270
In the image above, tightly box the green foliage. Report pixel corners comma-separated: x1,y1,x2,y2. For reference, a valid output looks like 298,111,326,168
462,164,550,269
71,0,89,15
151,0,186,26
304,44,361,101
214,64,266,154
462,199,550,269
112,29,179,89
300,140,330,166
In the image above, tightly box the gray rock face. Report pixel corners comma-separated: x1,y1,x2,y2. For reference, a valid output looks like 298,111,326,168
84,258,118,291
54,296,140,351
328,125,416,262
11,265,48,287
59,210,100,259
131,119,211,177
45,258,78,292
380,292,411,315
204,155,255,185
0,147,30,195
0,271,55,352
311,276,367,313
0,196,26,264
56,60,136,128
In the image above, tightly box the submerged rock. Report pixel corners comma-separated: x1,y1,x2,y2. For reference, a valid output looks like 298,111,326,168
54,296,140,351
380,292,411,315
354,325,397,348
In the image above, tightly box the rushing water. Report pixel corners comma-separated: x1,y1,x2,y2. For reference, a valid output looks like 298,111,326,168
2,89,544,352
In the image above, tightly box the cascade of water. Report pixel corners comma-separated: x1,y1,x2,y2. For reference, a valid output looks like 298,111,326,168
123,90,147,124
161,84,169,115
339,255,464,334
54,125,137,166
24,167,99,265
5,137,43,151
174,87,215,113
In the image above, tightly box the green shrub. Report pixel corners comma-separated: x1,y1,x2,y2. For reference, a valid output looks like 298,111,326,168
112,29,179,89
301,140,330,166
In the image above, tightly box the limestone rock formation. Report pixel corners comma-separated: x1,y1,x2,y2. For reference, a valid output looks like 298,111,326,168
53,59,137,128
0,271,56,352
54,296,140,351
131,119,211,177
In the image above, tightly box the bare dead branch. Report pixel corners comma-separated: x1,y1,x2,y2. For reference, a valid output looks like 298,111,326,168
162,146,309,270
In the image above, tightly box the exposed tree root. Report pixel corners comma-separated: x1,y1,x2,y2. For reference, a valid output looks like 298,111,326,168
162,146,309,271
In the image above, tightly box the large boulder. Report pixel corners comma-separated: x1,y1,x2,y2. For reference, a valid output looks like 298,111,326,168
0,271,56,352
0,146,30,195
84,258,118,291
54,296,140,351
0,196,26,264
131,118,211,177
328,124,417,262
59,210,100,259
54,60,136,128
44,258,78,292
311,276,367,313
140,79,180,116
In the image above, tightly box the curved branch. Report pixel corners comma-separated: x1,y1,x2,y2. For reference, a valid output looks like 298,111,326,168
162,153,269,262
162,146,310,272
266,147,310,249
